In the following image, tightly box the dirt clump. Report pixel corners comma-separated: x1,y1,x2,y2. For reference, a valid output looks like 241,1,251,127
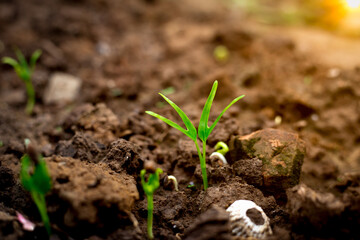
46,156,139,237
286,184,351,238
183,205,231,240
102,138,144,176
54,132,105,162
63,103,120,145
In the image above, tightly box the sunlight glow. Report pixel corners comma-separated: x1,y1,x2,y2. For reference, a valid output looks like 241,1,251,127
345,0,360,9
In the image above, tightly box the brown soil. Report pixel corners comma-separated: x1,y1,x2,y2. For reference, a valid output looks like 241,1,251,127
1,0,360,239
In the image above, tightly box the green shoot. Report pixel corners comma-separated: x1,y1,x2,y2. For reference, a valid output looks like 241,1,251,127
214,141,229,156
146,80,244,190
213,45,230,63
140,168,163,240
0,140,3,147
20,141,52,236
2,49,42,115
187,181,196,190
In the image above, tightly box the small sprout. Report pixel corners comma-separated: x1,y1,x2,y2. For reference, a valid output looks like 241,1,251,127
2,49,42,115
160,86,175,96
214,141,229,156
303,76,312,85
210,141,230,165
16,211,35,231
167,175,179,191
210,152,228,165
146,80,245,190
187,181,196,190
110,88,123,97
213,45,230,63
0,140,3,147
141,166,163,239
20,140,52,236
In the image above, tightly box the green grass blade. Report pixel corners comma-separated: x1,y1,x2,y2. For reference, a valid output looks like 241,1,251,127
158,93,197,140
2,57,19,68
30,49,42,70
15,49,29,70
146,111,196,141
208,95,245,135
198,80,218,141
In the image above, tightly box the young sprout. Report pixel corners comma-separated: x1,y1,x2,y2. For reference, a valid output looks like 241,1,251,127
2,49,42,115
167,175,179,191
20,140,52,236
146,80,244,190
214,141,229,156
187,181,196,191
210,141,230,165
213,45,230,63
140,165,163,240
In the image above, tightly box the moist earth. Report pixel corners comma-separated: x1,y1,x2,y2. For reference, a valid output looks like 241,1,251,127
0,0,360,239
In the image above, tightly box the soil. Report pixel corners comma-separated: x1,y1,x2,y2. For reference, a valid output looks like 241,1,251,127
0,0,360,239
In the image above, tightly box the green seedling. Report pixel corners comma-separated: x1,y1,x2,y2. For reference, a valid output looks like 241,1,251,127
0,140,3,147
210,141,230,165
214,141,229,156
20,141,52,236
2,49,42,115
146,80,245,190
187,181,196,189
213,45,230,63
141,168,163,239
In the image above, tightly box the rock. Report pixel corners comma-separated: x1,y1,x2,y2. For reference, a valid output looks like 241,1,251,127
184,205,232,240
47,156,139,228
286,184,345,233
43,72,81,104
229,128,305,191
63,103,120,144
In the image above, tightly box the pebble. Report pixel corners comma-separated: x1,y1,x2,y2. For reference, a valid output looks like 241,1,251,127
43,72,82,104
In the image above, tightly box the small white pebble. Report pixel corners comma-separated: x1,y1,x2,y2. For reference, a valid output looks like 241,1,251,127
311,114,319,121
327,68,340,78
274,115,282,125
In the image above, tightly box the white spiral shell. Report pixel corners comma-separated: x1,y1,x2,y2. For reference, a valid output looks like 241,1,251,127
226,200,272,239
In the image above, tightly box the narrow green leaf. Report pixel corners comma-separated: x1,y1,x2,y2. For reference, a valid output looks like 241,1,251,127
15,49,29,70
2,57,19,68
146,111,196,141
30,49,42,70
198,80,218,141
158,93,197,140
20,155,33,191
208,95,245,135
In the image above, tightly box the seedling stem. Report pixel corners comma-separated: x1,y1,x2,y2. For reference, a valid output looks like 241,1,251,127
141,168,163,239
146,80,244,190
2,49,41,115
21,141,51,236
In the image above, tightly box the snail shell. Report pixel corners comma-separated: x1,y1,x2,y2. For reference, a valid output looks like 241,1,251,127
226,200,272,239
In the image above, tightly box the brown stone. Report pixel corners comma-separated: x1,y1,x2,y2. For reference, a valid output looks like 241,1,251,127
229,128,306,190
